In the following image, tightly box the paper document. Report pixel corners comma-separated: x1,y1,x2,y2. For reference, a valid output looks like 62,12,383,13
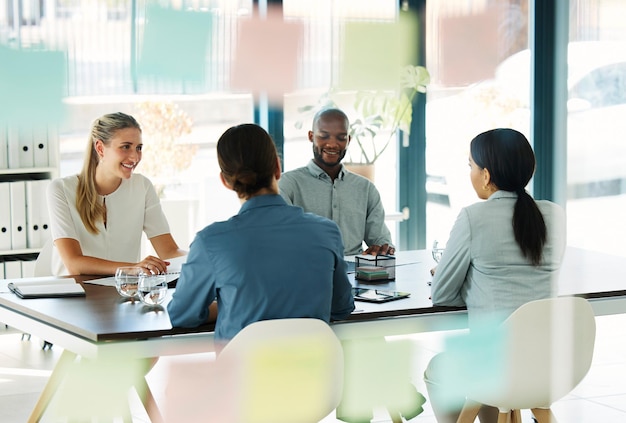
84,256,187,287
165,254,188,274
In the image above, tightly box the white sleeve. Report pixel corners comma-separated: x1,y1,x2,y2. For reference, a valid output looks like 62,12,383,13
141,176,171,239
47,177,79,242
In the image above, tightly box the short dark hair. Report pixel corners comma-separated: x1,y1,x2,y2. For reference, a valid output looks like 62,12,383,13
312,108,350,130
217,123,278,199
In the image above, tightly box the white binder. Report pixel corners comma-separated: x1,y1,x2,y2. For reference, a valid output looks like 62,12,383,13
26,179,51,249
0,125,7,169
0,183,11,250
9,181,27,250
33,125,50,167
4,260,22,278
6,127,20,169
48,125,59,166
21,260,37,278
17,127,34,168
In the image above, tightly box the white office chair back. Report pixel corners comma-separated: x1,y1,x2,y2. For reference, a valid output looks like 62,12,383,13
470,296,596,411
218,318,344,423
34,238,54,277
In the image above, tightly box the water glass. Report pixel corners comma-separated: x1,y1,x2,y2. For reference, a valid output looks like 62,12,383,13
432,240,445,263
115,266,144,300
138,275,168,306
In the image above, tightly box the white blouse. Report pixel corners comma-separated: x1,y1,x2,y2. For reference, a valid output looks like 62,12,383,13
47,173,170,275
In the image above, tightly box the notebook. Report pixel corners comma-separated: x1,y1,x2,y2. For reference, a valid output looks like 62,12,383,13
7,277,85,299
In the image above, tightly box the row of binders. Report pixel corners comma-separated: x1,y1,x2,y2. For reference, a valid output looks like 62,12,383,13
0,180,51,251
0,125,57,169
1,260,36,279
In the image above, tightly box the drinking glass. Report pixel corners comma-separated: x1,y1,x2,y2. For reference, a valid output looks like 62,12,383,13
431,240,445,263
115,266,144,300
138,275,168,306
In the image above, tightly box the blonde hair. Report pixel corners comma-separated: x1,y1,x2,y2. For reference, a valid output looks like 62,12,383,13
76,112,141,234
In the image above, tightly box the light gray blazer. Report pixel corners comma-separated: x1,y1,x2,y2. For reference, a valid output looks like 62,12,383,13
431,190,566,330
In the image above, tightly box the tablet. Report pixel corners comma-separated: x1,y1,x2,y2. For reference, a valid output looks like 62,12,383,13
352,287,410,303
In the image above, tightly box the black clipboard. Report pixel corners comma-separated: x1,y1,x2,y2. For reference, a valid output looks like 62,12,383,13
352,287,410,303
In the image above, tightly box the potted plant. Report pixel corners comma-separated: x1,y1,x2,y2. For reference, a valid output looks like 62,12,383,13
135,100,199,250
295,65,429,180
134,100,197,197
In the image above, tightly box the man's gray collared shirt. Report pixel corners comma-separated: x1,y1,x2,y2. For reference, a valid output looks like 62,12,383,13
279,160,393,256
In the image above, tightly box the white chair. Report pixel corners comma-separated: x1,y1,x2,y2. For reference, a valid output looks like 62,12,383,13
457,296,596,423
34,238,54,277
215,318,344,423
33,314,335,423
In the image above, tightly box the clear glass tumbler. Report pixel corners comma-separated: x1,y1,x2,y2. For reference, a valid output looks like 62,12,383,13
138,275,168,306
115,266,144,300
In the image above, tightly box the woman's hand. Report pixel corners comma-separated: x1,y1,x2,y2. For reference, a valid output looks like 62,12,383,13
136,255,170,275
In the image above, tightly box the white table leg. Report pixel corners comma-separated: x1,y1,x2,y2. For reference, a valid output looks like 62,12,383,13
28,350,78,423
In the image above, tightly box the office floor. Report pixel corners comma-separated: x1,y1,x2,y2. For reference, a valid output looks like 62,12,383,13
1,313,625,422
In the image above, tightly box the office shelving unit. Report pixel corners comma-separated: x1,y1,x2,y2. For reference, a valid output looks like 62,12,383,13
0,126,59,277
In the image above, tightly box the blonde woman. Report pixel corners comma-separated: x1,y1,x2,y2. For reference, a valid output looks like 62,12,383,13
47,112,186,276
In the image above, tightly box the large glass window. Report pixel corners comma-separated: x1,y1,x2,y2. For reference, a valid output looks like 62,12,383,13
424,0,626,259
566,0,626,257
424,0,530,243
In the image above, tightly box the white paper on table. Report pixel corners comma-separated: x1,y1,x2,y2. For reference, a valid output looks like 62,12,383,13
84,276,117,287
85,273,180,287
84,256,188,287
166,254,188,274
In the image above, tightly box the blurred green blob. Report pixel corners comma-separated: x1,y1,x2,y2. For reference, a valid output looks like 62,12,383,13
338,337,419,421
138,5,213,83
439,322,507,404
50,352,152,420
0,45,66,128
338,13,419,91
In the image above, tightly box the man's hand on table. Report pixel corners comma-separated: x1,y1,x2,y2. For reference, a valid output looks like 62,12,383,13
363,243,395,256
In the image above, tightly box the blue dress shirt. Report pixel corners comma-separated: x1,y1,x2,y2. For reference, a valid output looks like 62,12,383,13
167,194,355,343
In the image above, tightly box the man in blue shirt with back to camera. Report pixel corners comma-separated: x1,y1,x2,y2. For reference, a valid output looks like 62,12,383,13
279,108,395,257
167,123,355,349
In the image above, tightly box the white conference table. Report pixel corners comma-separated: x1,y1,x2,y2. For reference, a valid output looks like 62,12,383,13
1,247,625,422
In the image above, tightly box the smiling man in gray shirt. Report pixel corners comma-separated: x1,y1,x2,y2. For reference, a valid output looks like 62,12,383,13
279,108,394,256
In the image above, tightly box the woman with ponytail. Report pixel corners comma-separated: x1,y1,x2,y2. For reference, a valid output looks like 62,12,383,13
424,128,566,423
47,112,186,276
167,123,354,347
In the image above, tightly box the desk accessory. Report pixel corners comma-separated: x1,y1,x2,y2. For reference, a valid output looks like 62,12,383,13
355,254,396,281
352,287,410,303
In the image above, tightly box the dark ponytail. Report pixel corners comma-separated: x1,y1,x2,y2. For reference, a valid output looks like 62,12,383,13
470,129,547,265
513,190,547,265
